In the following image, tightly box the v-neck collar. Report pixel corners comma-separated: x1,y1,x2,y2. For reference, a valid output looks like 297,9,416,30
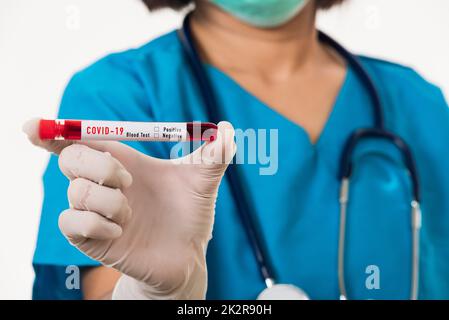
205,63,353,150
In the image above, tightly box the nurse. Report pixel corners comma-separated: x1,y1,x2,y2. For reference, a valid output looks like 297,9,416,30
26,0,449,299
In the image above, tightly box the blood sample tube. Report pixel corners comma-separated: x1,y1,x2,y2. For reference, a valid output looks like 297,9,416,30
39,119,218,142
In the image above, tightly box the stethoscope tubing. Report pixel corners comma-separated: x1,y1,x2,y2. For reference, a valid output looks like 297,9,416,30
178,12,421,300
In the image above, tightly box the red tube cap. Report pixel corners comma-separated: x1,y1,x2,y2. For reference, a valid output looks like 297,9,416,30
39,119,58,140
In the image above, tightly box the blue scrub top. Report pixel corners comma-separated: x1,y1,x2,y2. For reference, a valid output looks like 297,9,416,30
32,30,449,300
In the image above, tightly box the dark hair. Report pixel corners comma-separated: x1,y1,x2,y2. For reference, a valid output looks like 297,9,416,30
142,0,345,11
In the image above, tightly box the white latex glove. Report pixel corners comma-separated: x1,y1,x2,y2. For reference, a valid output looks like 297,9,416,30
23,119,236,300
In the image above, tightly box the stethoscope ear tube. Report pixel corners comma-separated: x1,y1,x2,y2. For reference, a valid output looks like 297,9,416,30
338,128,421,300
410,200,422,300
338,177,421,300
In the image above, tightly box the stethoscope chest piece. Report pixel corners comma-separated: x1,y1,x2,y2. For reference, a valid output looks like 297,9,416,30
257,284,310,300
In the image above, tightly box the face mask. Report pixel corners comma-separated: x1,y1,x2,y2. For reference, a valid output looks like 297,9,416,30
210,0,309,28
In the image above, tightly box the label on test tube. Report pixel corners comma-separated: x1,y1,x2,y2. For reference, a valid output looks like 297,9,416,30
82,121,187,141
39,119,218,142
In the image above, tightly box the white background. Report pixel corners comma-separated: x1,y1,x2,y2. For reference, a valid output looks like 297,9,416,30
0,0,448,299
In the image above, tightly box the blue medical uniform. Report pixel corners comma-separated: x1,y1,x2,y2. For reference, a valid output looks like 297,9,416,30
32,30,449,300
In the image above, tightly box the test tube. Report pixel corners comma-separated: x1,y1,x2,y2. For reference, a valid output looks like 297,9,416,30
39,119,218,142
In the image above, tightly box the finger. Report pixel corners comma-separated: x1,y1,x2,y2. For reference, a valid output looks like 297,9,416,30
23,118,73,154
77,139,149,170
23,118,148,169
68,178,132,225
59,144,133,189
59,209,123,241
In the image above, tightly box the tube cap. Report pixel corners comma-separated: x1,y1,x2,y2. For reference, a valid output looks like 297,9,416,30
39,119,58,140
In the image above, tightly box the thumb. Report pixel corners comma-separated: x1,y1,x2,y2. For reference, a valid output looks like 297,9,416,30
200,121,236,166
177,121,236,170
171,121,236,197
23,118,73,154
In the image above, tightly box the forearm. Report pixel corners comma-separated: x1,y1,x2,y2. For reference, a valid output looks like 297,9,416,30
82,266,121,300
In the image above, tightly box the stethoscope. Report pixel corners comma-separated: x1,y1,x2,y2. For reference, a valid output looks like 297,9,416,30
178,13,422,300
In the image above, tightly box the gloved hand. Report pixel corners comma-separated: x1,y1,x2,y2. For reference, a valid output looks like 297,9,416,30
23,119,236,300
